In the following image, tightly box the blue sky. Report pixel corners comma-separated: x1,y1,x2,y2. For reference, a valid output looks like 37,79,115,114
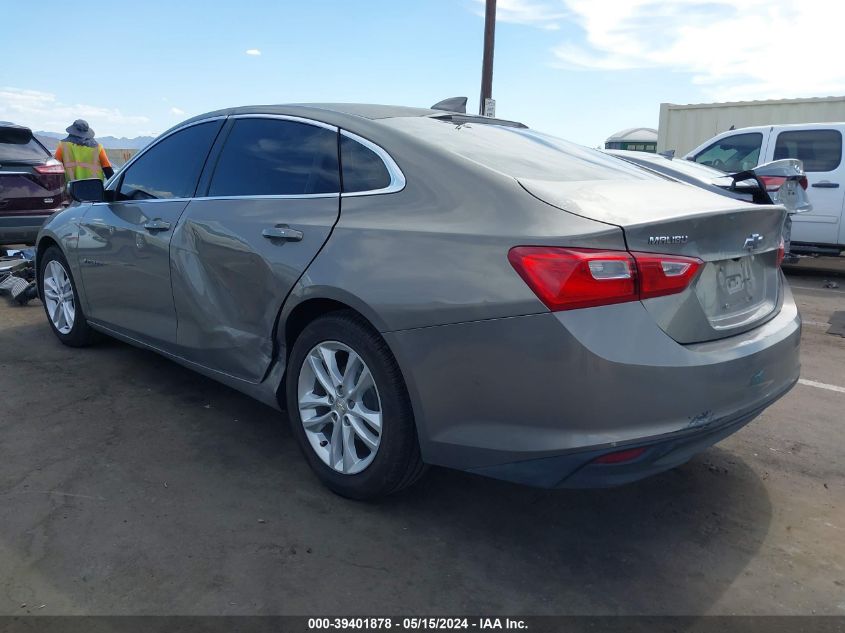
1,0,840,145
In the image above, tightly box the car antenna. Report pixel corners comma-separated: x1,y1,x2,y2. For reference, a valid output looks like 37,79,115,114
431,97,468,113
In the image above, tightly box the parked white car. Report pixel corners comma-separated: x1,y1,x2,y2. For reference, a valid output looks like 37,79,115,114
685,123,845,255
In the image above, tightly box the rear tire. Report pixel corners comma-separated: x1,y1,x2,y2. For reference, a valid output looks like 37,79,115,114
286,310,426,499
38,245,97,347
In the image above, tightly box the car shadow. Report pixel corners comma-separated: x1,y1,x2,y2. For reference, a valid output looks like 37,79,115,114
0,319,772,615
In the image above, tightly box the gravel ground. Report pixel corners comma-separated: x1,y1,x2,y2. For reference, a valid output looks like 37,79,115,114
0,268,843,616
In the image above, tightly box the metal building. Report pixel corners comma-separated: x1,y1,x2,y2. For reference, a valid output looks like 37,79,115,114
658,95,845,154
604,127,658,152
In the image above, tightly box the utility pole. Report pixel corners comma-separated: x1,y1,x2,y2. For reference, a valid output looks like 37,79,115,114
479,0,496,116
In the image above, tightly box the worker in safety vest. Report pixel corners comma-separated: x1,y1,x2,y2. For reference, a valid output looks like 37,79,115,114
54,119,114,182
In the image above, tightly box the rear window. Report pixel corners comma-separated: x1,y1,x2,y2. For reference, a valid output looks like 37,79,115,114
379,117,656,182
624,154,726,180
0,127,49,162
773,129,842,172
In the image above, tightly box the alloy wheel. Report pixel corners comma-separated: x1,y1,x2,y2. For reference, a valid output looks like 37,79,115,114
297,341,383,474
43,260,75,335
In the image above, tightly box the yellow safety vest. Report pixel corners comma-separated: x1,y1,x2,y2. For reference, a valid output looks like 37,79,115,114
60,141,104,181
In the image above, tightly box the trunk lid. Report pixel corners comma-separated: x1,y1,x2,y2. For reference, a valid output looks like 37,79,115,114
0,162,65,214
520,179,787,343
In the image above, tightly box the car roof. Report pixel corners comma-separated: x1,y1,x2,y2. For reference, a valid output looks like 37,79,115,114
168,103,527,138
201,103,444,120
177,103,448,129
0,121,32,131
714,122,845,135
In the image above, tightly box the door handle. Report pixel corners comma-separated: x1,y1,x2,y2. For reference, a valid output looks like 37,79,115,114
262,225,303,241
143,219,172,232
811,182,839,188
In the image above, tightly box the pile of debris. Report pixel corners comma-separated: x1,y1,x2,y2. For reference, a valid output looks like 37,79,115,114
0,249,38,305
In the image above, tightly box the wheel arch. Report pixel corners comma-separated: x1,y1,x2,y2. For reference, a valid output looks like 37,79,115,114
274,288,418,422
279,286,391,356
283,297,364,356
34,235,61,297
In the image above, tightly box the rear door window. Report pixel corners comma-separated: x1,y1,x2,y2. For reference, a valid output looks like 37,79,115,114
0,127,49,162
340,134,391,192
118,120,222,201
208,118,339,197
693,133,762,172
773,129,842,172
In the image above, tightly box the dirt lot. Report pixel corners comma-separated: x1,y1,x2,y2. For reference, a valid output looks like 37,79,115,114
0,268,843,616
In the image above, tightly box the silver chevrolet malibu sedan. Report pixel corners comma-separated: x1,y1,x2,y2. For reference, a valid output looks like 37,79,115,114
36,104,801,499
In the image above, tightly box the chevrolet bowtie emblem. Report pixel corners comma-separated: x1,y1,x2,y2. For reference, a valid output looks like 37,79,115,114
743,233,764,250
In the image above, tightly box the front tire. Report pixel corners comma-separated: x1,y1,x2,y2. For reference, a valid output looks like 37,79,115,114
286,311,425,499
38,245,97,347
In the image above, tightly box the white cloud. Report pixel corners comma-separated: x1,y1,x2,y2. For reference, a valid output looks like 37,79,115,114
245,48,262,56
548,0,845,101
170,107,186,115
474,0,567,29
0,87,151,136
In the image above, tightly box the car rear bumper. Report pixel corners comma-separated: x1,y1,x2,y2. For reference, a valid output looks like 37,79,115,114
385,279,801,487
0,213,56,245
467,383,792,487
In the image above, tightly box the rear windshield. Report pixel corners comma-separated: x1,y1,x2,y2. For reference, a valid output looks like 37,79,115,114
380,117,657,182
619,153,727,180
0,127,48,162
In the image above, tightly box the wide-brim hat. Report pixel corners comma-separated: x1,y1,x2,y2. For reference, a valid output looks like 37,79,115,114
66,119,95,139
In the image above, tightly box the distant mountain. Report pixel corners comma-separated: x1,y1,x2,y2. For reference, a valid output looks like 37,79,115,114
35,131,155,151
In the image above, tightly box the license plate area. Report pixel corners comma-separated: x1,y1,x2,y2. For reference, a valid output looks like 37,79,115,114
779,180,799,207
718,258,751,300
696,254,778,331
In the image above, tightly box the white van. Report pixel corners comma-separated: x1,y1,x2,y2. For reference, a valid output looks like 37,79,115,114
685,123,845,255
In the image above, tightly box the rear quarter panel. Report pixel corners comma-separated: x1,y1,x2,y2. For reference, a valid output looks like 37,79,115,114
293,131,626,332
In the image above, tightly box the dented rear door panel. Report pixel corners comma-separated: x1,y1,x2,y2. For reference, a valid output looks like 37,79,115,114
170,195,340,382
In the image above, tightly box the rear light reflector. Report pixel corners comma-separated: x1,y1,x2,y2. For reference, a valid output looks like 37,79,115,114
799,176,808,190
593,447,647,464
34,162,65,175
508,247,637,311
776,237,785,267
508,247,702,311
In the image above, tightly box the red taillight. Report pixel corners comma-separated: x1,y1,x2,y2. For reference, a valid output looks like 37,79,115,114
593,447,647,464
508,247,702,311
758,175,786,192
508,247,637,311
631,252,702,300
776,237,785,267
761,175,808,191
34,163,65,175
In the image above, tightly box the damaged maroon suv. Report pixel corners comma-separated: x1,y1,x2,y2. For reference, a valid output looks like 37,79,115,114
0,122,67,249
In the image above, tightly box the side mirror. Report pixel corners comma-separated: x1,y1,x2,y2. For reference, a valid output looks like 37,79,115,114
67,178,105,203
